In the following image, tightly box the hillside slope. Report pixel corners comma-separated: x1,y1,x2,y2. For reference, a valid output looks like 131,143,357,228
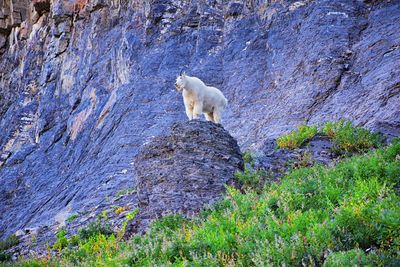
0,0,399,248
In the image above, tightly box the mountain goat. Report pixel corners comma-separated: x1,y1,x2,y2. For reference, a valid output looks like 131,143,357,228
175,72,228,124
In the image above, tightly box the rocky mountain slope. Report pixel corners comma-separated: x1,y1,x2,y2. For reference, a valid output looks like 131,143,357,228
0,0,399,254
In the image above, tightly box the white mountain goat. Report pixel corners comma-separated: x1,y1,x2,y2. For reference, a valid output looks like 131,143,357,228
175,72,228,124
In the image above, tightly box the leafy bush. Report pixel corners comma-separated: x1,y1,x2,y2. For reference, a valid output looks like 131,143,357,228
0,234,19,252
0,252,11,262
66,214,78,223
242,151,254,165
322,120,383,154
78,219,113,241
321,120,345,138
277,125,318,149
0,234,19,262
53,229,68,251
118,209,138,239
278,120,383,154
234,168,268,192
59,234,122,266
235,150,271,192
323,249,374,266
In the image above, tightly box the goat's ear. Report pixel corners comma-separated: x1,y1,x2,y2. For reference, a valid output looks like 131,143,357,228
182,71,186,77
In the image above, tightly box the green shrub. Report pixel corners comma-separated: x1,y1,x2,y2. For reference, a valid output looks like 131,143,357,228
53,229,68,251
277,125,318,149
234,168,268,192
68,235,80,247
242,151,254,165
278,121,383,154
322,121,383,154
0,252,12,262
0,234,19,252
0,234,19,262
321,120,345,138
323,249,374,266
78,219,113,241
66,214,78,223
118,209,139,239
235,150,271,192
59,234,121,266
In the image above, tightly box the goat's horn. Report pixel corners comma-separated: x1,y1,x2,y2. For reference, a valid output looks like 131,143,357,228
180,69,184,76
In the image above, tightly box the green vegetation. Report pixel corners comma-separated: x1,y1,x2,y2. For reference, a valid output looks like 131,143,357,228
66,214,79,223
6,137,399,266
125,140,399,266
114,206,126,215
235,151,270,192
77,219,113,241
0,235,19,253
52,229,68,252
242,151,254,166
116,188,136,198
323,248,378,267
324,120,383,154
118,210,139,239
278,120,383,155
321,120,346,139
0,235,19,262
277,125,318,149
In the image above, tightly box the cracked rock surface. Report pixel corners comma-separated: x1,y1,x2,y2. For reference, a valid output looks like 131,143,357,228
130,120,243,234
0,0,399,255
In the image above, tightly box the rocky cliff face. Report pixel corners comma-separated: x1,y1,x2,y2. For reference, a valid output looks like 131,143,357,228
0,0,399,252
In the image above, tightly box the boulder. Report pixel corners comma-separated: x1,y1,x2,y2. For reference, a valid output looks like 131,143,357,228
130,120,243,233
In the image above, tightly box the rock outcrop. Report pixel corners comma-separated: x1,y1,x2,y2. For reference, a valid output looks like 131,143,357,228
0,0,399,256
131,120,243,233
255,135,335,182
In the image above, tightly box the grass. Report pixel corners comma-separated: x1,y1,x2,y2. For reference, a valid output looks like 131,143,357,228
323,248,379,266
5,138,399,266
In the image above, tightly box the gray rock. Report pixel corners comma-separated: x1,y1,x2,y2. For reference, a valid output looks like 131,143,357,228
256,135,335,182
130,120,243,234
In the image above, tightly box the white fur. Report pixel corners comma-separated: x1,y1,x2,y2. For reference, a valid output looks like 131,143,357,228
175,73,228,124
